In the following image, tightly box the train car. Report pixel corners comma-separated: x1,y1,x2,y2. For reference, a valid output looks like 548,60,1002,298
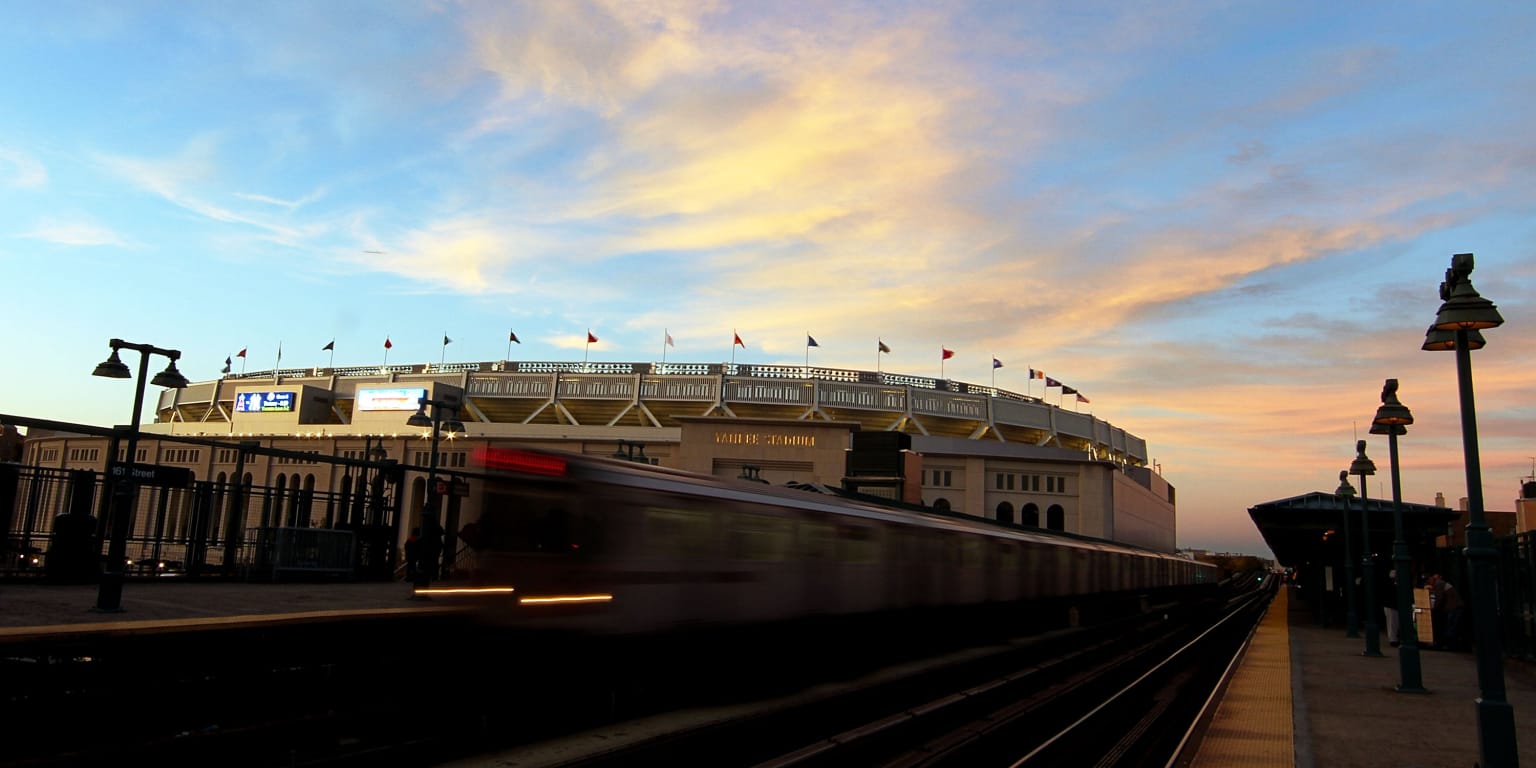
433,446,1215,636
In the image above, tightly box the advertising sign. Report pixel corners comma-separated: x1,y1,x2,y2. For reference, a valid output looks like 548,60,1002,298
235,391,295,413
357,387,427,412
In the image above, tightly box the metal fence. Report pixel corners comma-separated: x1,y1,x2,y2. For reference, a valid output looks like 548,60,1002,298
1,457,402,583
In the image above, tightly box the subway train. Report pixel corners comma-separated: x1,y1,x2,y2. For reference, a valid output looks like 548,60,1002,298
431,446,1217,635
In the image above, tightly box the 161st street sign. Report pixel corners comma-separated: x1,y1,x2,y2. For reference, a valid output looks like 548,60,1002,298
109,463,193,488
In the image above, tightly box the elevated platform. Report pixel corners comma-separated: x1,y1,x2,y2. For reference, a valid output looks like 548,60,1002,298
1192,584,1536,766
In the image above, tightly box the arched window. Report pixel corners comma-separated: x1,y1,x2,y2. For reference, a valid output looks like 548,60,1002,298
932,497,951,513
995,501,1015,525
1022,503,1040,527
1046,504,1065,531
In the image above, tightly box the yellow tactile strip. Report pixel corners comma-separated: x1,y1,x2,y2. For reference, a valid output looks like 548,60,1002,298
1190,587,1294,767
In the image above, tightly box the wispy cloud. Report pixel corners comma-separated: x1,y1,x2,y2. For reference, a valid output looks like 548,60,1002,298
23,216,129,247
0,147,47,188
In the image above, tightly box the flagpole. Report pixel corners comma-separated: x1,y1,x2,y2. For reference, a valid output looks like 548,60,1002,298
940,347,945,380
584,330,591,371
662,328,668,366
876,340,882,375
731,329,737,366
441,333,447,367
991,353,995,390
328,346,334,369
805,333,810,372
274,342,282,384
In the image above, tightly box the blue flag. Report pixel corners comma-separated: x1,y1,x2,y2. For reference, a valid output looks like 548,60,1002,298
807,334,819,347
992,358,1004,369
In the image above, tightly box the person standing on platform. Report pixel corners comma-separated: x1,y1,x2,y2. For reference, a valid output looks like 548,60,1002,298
1438,575,1464,650
404,527,421,582
1379,568,1400,647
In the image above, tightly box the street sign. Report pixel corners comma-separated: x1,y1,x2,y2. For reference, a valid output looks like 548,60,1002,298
109,463,193,489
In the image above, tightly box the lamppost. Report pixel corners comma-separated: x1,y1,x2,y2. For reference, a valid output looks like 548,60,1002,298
90,339,189,612
1351,440,1383,658
1369,378,1427,693
1423,252,1517,767
1336,469,1360,638
406,396,464,590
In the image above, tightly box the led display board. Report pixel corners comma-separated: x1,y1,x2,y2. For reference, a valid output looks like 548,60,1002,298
357,387,428,412
234,391,295,413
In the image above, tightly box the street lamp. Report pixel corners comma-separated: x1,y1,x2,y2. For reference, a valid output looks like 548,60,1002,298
1423,252,1517,767
1351,440,1383,658
1370,378,1427,693
90,339,189,612
406,396,464,590
1335,469,1360,638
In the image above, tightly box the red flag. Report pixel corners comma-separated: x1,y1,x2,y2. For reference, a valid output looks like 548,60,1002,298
1076,393,1091,404
384,337,392,350
236,348,247,358
587,331,598,344
941,347,954,360
733,332,745,347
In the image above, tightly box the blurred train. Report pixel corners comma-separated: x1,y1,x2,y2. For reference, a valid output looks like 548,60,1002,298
431,446,1217,635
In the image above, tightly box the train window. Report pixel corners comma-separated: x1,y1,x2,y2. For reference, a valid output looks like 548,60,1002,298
800,521,836,560
959,537,983,568
644,507,716,559
729,513,793,561
470,491,595,555
836,525,880,563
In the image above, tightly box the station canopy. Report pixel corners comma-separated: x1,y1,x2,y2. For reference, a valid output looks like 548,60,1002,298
1248,491,1455,568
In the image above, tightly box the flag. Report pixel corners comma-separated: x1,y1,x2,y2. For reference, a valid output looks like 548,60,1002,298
509,330,520,344
1029,368,1044,379
237,348,247,358
224,356,232,366
807,334,819,348
1062,385,1078,395
384,338,392,350
443,335,452,346
665,332,675,347
878,340,890,354
1076,393,1091,404
941,348,955,360
587,331,598,343
322,340,334,351
1045,377,1061,387
992,358,1003,369
221,356,231,374
733,332,745,347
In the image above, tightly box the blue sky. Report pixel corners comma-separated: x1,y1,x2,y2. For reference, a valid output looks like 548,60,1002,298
3,2,1533,557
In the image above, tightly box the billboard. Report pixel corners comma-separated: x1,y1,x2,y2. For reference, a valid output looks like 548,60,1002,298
357,387,427,412
235,391,295,413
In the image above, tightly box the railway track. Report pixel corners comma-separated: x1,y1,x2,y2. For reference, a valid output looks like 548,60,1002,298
467,581,1271,768
1,583,1264,768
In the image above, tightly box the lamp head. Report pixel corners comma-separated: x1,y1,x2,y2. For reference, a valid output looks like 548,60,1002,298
1350,439,1376,477
150,358,189,389
92,348,131,379
1422,323,1485,351
406,407,432,428
442,419,466,435
1370,378,1413,432
1432,253,1502,331
1335,470,1356,498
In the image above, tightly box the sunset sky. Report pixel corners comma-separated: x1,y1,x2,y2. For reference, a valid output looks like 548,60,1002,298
2,2,1533,558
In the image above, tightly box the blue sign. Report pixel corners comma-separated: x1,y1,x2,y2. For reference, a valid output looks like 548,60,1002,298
235,391,295,413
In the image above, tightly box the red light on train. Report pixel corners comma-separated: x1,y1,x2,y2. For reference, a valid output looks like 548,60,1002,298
472,446,569,476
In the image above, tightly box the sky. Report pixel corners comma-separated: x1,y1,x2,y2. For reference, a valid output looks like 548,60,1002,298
2,2,1533,559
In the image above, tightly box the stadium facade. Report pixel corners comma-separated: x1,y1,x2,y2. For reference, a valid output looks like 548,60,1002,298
19,359,1179,557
